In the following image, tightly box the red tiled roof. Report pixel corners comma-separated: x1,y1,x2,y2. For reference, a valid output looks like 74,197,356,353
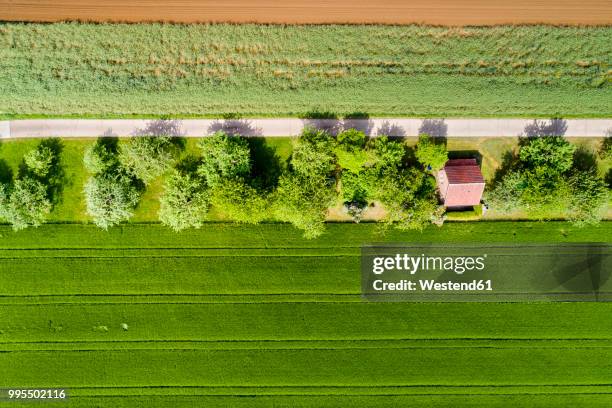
437,159,485,207
443,159,484,184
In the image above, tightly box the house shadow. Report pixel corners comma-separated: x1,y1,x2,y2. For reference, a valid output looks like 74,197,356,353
522,118,568,137
343,112,374,136
449,150,483,165
377,121,406,137
300,109,342,136
247,138,283,191
208,119,263,137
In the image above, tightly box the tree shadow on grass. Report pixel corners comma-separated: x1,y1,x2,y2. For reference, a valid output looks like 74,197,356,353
175,155,202,175
0,160,12,185
573,146,598,172
247,138,283,191
489,149,518,188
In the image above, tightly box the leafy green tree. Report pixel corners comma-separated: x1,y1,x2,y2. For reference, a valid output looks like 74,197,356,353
567,170,609,226
198,132,250,188
84,139,119,174
291,127,336,178
119,136,177,184
273,173,336,239
415,134,448,171
334,129,369,173
367,136,405,170
84,173,140,229
519,136,575,175
373,168,441,230
211,179,268,224
159,170,209,231
23,145,54,178
0,177,51,231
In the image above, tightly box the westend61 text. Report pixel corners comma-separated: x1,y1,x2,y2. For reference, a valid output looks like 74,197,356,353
372,279,493,292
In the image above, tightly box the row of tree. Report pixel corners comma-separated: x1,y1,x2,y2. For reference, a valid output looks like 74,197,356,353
0,130,608,235
486,136,609,226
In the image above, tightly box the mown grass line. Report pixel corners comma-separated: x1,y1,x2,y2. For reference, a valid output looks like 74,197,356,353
3,348,612,387
4,339,612,353
25,394,612,408
3,303,612,343
0,221,610,249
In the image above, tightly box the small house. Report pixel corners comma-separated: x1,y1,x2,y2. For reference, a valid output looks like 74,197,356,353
436,159,485,208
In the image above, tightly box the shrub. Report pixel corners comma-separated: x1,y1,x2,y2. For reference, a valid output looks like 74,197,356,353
84,173,140,229
119,136,177,184
374,168,441,230
211,179,268,224
198,132,250,188
0,177,51,231
415,134,448,171
567,170,609,226
159,170,209,231
273,173,336,239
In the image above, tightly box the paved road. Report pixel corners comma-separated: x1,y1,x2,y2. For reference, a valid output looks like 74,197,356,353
1,118,611,139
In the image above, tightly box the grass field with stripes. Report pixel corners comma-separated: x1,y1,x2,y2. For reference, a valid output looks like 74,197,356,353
1,221,612,407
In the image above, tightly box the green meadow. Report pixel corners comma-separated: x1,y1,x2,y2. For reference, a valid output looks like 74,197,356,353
1,23,610,118
1,222,612,407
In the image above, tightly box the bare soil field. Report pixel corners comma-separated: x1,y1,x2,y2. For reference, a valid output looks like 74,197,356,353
1,0,611,25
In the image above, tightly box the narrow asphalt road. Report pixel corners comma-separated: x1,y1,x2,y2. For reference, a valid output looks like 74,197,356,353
1,118,610,139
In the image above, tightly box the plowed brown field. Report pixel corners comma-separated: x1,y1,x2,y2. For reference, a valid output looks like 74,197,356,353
1,0,611,25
